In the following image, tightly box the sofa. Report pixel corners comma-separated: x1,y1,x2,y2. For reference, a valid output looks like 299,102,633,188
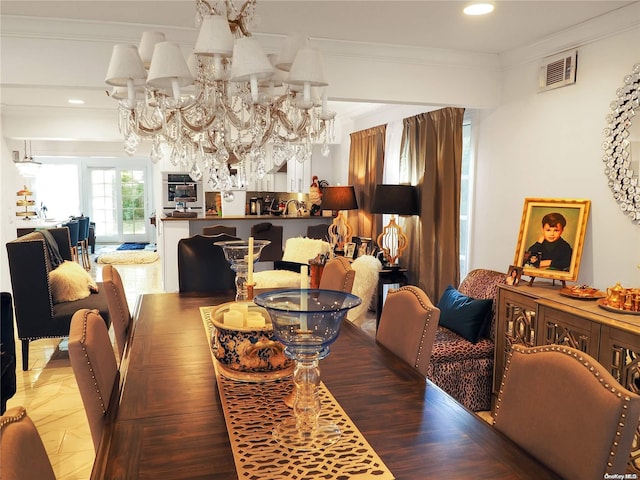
6,227,110,370
426,269,507,412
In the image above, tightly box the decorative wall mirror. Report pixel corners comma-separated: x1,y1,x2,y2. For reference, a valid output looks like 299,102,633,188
602,63,640,225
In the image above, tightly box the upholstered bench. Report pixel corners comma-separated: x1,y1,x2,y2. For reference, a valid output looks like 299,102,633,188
6,228,111,370
426,269,506,412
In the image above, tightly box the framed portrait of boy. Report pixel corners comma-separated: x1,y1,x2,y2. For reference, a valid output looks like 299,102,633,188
513,198,590,283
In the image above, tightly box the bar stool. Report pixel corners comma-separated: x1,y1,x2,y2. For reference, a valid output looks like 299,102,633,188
203,225,237,236
63,220,80,263
77,217,91,270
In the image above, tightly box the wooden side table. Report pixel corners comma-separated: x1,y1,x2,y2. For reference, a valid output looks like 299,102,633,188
376,267,408,329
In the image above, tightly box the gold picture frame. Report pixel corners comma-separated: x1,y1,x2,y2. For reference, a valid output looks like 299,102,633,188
513,198,590,283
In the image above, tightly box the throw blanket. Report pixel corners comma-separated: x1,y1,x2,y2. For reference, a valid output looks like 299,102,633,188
40,230,64,269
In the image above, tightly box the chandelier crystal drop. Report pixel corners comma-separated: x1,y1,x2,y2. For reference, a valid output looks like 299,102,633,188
106,0,336,191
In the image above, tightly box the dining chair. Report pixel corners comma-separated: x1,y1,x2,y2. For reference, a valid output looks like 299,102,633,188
306,224,329,241
68,309,118,451
376,286,440,376
101,264,131,361
0,406,56,480
62,219,80,263
177,233,239,293
318,256,355,293
250,222,283,262
493,344,640,479
202,225,237,236
76,216,91,270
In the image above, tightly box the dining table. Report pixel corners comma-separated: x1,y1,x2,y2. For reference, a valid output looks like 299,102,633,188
91,291,559,479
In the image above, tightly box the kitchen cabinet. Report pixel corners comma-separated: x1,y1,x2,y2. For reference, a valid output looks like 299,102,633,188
287,157,311,193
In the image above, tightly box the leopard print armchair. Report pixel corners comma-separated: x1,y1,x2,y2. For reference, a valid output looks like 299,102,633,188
426,269,506,411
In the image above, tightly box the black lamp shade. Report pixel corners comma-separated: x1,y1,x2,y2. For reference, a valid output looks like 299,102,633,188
321,186,358,211
371,184,419,215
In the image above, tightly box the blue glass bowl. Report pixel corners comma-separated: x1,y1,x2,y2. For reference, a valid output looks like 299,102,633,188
253,289,361,358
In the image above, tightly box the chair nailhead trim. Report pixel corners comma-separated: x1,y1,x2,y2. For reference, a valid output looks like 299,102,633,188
493,344,634,468
0,406,26,429
79,310,108,414
392,286,434,370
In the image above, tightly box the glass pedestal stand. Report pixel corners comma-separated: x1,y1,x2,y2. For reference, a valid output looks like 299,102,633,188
254,289,361,451
216,240,270,300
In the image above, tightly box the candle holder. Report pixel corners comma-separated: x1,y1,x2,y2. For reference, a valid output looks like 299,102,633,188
216,240,270,300
254,289,361,450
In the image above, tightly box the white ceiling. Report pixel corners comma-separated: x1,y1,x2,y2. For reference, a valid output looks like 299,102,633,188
1,0,637,139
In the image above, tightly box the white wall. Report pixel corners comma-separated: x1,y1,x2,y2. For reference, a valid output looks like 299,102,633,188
472,27,640,287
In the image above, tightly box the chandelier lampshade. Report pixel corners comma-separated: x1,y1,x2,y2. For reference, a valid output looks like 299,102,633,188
230,37,273,82
193,15,234,57
371,184,420,266
321,186,358,253
138,31,166,68
275,33,308,72
146,41,194,91
106,0,337,190
105,44,147,86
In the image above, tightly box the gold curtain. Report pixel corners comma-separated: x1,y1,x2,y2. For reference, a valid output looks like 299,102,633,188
347,125,386,240
401,107,465,300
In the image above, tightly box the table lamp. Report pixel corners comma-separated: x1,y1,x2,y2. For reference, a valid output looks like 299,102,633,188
321,186,358,253
371,184,419,266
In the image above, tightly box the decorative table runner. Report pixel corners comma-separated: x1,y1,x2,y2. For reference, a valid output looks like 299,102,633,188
201,307,395,480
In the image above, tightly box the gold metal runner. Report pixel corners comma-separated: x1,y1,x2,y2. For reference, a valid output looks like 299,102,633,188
201,307,395,480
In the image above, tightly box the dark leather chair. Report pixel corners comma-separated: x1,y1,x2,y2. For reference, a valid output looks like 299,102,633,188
177,233,238,293
76,216,91,270
250,222,283,262
1,292,16,413
203,225,237,236
6,227,110,370
62,219,79,263
306,224,329,241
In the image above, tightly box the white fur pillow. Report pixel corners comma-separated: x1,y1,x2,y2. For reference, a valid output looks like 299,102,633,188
282,237,331,265
49,261,98,303
348,255,382,323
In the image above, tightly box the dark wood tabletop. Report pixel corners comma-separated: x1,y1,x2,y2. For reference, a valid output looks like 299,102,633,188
92,292,559,480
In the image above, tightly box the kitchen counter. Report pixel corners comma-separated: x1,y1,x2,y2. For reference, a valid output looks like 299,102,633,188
158,214,332,292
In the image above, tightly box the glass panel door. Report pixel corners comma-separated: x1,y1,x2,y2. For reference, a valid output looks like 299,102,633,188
88,167,149,243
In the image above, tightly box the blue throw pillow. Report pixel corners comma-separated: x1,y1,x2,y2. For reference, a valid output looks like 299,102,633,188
437,285,493,344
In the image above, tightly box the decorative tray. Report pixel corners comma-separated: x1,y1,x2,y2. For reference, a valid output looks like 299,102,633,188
559,286,606,300
597,299,640,316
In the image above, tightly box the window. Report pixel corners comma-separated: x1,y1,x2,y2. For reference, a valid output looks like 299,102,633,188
34,163,80,219
460,114,472,278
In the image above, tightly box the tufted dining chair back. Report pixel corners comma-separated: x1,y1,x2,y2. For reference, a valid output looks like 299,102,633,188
494,344,640,479
376,286,440,376
0,406,56,480
318,256,355,293
101,264,131,361
69,309,118,451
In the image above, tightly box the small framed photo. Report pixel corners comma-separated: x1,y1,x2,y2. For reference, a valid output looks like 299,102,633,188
506,265,523,286
344,242,356,259
513,198,591,282
358,240,369,258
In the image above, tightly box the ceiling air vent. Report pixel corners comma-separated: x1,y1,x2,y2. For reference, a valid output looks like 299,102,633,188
539,50,577,92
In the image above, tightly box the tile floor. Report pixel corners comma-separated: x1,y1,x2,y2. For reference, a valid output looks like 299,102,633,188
5,246,490,479
6,245,163,480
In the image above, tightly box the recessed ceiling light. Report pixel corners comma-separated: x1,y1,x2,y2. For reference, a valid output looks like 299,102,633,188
463,2,495,15
67,99,85,105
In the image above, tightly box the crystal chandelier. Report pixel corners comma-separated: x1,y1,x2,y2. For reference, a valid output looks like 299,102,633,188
105,0,335,193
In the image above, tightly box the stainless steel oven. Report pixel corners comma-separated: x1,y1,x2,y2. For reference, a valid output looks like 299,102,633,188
162,172,204,211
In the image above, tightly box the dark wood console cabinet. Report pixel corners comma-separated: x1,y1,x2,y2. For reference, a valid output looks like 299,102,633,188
494,283,640,473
